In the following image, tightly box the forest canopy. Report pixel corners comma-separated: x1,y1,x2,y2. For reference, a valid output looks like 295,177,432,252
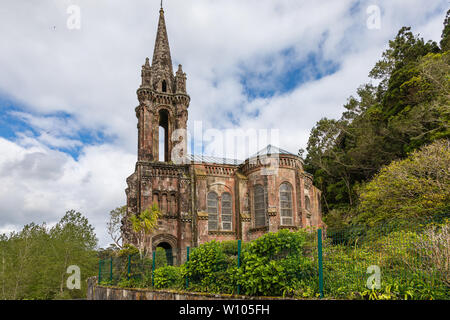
305,10,450,231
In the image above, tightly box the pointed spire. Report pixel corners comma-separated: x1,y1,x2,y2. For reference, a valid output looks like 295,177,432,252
152,5,173,75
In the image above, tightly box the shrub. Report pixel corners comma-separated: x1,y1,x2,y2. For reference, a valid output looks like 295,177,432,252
117,278,142,289
236,229,316,296
413,220,450,287
155,247,169,269
154,266,183,289
184,240,231,292
357,139,450,228
118,243,139,257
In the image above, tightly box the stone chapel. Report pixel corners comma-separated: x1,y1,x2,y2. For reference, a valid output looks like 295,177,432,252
121,7,324,255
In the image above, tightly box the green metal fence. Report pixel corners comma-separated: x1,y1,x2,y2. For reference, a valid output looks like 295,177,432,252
99,246,196,289
98,222,449,299
320,222,449,299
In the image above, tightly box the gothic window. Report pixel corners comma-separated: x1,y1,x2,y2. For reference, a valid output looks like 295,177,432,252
305,195,311,211
279,183,293,226
153,193,159,208
207,192,218,230
221,192,232,231
158,109,169,162
254,185,267,227
161,194,168,214
162,80,167,92
171,194,177,215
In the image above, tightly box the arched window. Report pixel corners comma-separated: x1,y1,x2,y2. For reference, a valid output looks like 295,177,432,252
221,193,232,231
171,194,177,215
161,194,168,214
158,109,169,162
207,192,218,230
153,193,159,208
279,183,293,225
162,80,167,92
305,195,311,211
254,185,267,227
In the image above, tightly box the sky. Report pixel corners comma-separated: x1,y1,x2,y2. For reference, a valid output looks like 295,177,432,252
0,0,447,248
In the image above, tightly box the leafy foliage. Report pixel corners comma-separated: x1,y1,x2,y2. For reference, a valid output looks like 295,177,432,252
184,240,231,293
153,265,183,289
0,210,98,300
305,19,449,216
130,204,161,259
236,230,316,296
107,206,127,249
357,140,450,227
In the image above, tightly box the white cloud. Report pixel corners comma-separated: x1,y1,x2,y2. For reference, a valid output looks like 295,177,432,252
0,137,135,247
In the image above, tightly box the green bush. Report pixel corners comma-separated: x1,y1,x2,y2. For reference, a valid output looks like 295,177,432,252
184,240,232,293
236,229,316,296
118,243,139,257
117,277,142,289
155,247,169,269
109,225,449,299
154,265,183,289
360,275,449,300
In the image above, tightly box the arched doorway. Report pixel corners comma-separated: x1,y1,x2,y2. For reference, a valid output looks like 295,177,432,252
156,241,173,266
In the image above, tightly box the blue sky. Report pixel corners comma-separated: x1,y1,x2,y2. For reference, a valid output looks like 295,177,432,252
240,49,340,99
0,102,111,160
0,0,447,248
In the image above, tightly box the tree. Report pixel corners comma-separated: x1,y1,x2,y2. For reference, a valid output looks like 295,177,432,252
441,9,450,51
305,16,449,214
107,205,127,249
130,204,161,259
0,210,98,300
369,26,439,104
49,210,98,298
356,139,450,226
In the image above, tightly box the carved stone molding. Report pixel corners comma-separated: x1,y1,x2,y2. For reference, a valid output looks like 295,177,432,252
267,207,277,216
197,211,208,220
151,233,177,251
208,231,236,236
249,226,269,234
278,225,298,231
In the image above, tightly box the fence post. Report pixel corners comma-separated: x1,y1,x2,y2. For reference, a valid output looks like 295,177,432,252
237,239,241,295
185,246,190,289
127,255,131,280
110,257,113,282
98,259,102,283
318,229,324,299
152,251,156,287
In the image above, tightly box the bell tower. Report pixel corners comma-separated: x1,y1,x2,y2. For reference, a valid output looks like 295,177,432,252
123,6,193,251
136,6,189,163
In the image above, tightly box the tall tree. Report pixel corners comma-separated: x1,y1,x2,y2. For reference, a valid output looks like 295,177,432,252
305,17,449,215
107,205,127,249
441,9,450,51
49,210,98,297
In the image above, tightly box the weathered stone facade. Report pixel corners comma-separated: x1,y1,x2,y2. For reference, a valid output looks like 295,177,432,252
122,8,324,253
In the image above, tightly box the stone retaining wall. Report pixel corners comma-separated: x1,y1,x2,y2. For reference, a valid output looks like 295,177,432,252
87,277,295,300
